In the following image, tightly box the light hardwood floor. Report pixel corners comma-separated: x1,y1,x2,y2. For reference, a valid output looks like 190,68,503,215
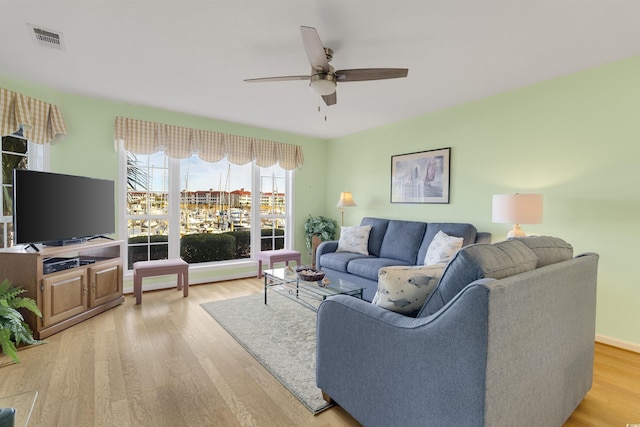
1,278,639,426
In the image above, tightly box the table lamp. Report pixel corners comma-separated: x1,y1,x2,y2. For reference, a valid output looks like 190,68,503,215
492,193,543,238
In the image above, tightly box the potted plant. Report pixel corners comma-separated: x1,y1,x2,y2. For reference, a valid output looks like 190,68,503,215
304,215,338,267
0,279,43,364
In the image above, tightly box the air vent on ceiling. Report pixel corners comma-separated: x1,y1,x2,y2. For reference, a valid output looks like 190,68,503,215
27,24,65,50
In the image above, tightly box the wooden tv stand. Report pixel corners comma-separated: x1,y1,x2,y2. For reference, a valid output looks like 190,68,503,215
0,239,124,339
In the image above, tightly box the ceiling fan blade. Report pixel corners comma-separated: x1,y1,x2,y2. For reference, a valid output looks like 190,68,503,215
244,75,310,83
335,68,408,82
322,92,337,106
301,26,329,73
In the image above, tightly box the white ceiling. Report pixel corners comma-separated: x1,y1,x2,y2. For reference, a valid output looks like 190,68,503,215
1,1,639,139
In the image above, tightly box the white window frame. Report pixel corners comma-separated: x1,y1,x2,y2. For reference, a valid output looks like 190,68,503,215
118,144,294,279
0,135,49,248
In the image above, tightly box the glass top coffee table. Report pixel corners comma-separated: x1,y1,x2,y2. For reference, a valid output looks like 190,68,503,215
0,390,37,427
264,268,363,312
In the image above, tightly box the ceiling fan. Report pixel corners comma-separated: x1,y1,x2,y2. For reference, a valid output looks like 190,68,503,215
244,26,408,106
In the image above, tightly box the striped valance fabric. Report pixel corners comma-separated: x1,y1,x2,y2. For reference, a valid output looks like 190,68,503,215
114,116,304,170
0,87,68,144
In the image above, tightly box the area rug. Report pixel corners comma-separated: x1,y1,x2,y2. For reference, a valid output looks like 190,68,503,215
200,293,332,414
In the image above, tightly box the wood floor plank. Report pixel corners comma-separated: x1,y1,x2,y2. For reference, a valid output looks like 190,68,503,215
1,277,638,426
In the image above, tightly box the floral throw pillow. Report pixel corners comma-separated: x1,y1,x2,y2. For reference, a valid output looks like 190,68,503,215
424,230,464,265
336,225,372,255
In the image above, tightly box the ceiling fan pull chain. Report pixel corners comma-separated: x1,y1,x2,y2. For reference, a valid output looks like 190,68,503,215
317,103,328,122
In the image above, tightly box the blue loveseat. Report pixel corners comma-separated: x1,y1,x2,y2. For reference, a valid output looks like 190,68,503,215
316,217,491,301
316,236,599,426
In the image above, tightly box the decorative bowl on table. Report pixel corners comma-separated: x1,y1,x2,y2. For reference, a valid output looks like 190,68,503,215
296,266,325,283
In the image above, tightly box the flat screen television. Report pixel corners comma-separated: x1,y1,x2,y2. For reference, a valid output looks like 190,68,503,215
13,169,115,247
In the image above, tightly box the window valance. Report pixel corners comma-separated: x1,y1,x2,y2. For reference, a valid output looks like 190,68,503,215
114,116,304,170
0,87,68,144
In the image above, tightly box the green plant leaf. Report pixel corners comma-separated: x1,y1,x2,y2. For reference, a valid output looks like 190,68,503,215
9,297,42,318
0,279,25,301
0,279,44,363
303,215,338,249
0,327,19,363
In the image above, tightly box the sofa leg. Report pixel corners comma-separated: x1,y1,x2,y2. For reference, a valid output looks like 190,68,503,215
321,390,334,404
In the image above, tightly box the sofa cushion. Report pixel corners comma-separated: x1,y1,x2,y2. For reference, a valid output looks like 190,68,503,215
360,217,390,257
319,252,370,273
514,236,573,267
337,225,373,255
424,230,464,265
379,220,428,264
347,257,412,281
418,239,538,317
417,223,478,264
373,264,446,316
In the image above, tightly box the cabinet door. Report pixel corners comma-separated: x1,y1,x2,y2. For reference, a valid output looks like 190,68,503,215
88,259,122,308
42,269,88,327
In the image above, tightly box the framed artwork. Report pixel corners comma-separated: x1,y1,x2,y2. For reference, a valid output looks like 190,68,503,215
390,147,450,204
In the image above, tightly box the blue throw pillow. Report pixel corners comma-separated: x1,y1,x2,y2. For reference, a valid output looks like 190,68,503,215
379,220,427,264
360,217,390,256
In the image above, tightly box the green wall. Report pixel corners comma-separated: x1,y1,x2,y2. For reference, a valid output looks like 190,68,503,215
3,55,639,348
326,56,640,348
0,75,327,273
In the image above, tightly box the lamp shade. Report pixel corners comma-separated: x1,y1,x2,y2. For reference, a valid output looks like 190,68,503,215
492,194,543,224
336,191,357,208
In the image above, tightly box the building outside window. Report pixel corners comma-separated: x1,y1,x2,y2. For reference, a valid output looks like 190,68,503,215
123,150,291,270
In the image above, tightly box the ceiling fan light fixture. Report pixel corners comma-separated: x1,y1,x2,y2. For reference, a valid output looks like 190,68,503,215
309,73,336,96
245,26,408,106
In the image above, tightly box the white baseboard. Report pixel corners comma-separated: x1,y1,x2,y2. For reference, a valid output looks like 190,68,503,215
123,271,254,294
595,334,640,354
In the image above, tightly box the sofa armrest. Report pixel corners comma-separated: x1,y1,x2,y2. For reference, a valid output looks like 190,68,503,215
316,285,492,427
315,240,339,268
475,231,492,243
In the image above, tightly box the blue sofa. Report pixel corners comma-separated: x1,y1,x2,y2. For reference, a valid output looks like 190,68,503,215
316,217,491,301
316,236,599,426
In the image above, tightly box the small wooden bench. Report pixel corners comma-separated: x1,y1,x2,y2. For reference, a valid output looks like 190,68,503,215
133,258,189,304
256,249,302,278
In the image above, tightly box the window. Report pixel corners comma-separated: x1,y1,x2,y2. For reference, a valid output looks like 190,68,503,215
259,165,287,251
0,134,48,248
122,149,292,270
126,151,171,268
